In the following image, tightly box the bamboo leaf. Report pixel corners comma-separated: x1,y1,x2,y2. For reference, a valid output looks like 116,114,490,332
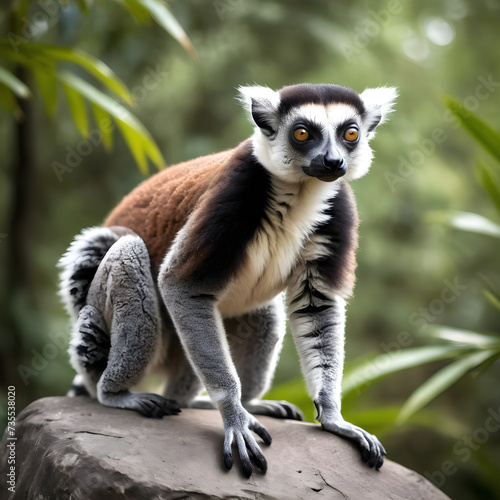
429,210,500,238
121,0,151,23
140,129,164,167
0,84,21,118
397,350,496,423
342,345,471,396
116,119,148,175
57,71,165,170
32,68,58,116
447,211,500,238
90,102,113,151
477,161,500,214
0,45,51,70
443,96,500,164
63,82,89,138
483,290,500,312
0,50,59,118
426,326,500,348
0,65,31,98
24,44,134,104
135,0,197,60
343,406,468,439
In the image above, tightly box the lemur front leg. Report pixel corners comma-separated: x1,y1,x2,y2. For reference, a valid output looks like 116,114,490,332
286,260,386,470
160,274,271,477
226,297,303,421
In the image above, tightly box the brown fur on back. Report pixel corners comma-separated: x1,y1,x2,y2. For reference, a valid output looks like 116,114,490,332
104,146,240,271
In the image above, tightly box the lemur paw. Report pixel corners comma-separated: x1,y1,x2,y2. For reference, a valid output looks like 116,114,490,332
321,417,386,470
222,405,272,477
100,391,181,418
132,393,181,418
243,399,304,421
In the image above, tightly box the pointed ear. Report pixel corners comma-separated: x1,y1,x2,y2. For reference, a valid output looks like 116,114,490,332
238,85,281,136
360,87,398,134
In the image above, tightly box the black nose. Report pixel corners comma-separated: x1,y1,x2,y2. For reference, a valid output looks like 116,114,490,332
323,154,347,177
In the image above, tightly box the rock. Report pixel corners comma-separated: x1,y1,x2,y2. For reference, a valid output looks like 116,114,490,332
0,397,450,500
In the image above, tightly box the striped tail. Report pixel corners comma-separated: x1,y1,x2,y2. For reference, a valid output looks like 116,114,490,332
58,227,120,320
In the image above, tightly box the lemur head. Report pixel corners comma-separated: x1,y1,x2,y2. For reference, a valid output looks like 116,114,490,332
238,83,397,183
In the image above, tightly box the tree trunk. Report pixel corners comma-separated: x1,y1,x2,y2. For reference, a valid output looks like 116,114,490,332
1,66,37,389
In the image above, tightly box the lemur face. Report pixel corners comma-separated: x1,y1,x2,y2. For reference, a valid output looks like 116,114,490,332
239,84,397,184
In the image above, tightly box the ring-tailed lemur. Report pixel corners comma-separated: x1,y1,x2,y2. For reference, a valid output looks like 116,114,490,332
59,83,397,476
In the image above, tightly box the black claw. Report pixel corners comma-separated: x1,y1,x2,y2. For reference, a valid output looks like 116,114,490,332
376,447,385,470
254,455,267,473
224,452,234,470
285,405,302,421
368,452,378,468
259,427,272,445
241,459,253,478
294,411,304,421
133,394,180,418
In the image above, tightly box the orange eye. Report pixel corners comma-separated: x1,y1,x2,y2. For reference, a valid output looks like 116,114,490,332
293,128,310,142
344,128,359,142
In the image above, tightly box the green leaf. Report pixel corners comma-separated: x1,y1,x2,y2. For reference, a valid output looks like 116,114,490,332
23,44,134,105
0,45,51,70
135,0,197,60
397,349,496,423
141,129,165,167
63,82,89,138
426,326,500,348
429,210,500,238
91,102,113,151
115,119,149,175
483,290,500,312
343,406,467,439
342,345,472,396
121,0,151,23
0,65,31,98
477,161,500,214
32,68,58,117
0,84,21,118
57,71,165,170
443,96,500,164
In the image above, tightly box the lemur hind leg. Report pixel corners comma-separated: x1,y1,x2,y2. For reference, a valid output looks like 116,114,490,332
227,297,304,421
83,234,179,418
68,304,110,397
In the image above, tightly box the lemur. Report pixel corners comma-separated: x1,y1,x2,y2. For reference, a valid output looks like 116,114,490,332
59,83,397,477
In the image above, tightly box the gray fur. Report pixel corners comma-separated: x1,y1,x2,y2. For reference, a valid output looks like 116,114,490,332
225,299,303,420
285,234,385,469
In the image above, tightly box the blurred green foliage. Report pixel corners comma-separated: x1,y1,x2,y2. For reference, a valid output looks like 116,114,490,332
1,1,500,499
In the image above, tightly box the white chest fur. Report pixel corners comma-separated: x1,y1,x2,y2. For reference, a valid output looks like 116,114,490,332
219,178,338,317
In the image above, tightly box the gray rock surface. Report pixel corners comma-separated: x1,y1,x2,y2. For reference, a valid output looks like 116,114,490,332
0,397,451,499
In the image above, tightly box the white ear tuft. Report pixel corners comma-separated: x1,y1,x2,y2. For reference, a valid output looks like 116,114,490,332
237,85,281,136
360,86,398,133
237,85,280,113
